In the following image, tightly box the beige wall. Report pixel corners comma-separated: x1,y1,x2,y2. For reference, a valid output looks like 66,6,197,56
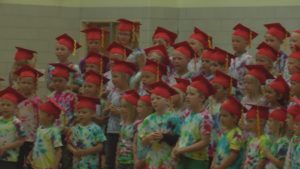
0,3,299,96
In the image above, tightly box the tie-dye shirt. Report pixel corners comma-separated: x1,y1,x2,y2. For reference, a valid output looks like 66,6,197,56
70,123,106,169
0,116,26,162
118,123,136,165
17,96,41,142
178,109,213,160
265,136,289,169
32,125,62,169
242,135,271,169
138,112,181,169
215,127,245,169
48,90,77,127
285,135,300,169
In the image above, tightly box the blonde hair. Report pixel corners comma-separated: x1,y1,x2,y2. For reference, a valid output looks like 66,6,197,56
245,74,263,100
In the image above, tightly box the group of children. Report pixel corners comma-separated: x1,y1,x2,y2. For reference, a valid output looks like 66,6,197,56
0,18,300,169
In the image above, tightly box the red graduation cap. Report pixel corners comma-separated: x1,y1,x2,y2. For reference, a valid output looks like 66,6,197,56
111,59,136,76
39,97,64,119
295,114,300,123
232,23,258,43
264,23,290,41
191,75,215,97
211,70,237,89
268,75,290,97
190,27,212,49
144,45,170,65
291,72,300,82
15,47,37,61
56,33,81,52
202,48,215,60
269,108,287,122
0,87,25,104
245,64,274,84
142,59,167,81
294,29,300,34
221,95,247,119
172,78,190,93
84,52,109,73
173,41,195,59
76,95,100,112
287,105,300,118
107,42,132,59
117,18,141,32
149,81,178,99
289,45,300,60
15,65,43,80
81,27,109,40
122,90,140,106
49,63,76,80
152,26,177,45
139,95,152,106
256,42,279,62
209,47,234,67
246,105,269,120
84,70,109,86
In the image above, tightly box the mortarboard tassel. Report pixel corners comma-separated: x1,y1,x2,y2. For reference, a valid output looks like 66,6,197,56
256,107,261,136
249,32,252,48
208,37,212,49
99,60,103,97
72,40,77,56
101,29,105,48
156,62,160,82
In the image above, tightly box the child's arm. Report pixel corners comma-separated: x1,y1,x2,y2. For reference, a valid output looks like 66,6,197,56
174,134,210,155
255,159,267,169
212,151,239,169
263,148,285,168
72,143,103,157
53,147,62,169
0,137,25,155
142,132,163,145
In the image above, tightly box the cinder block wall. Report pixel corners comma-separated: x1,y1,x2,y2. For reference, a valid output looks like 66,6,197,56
0,3,299,96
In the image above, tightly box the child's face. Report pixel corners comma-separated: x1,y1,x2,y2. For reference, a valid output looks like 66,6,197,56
209,61,224,74
116,31,131,46
220,109,237,129
186,86,205,108
77,108,93,125
39,111,54,125
171,93,182,107
264,33,282,50
172,51,190,72
264,86,278,104
255,55,273,71
150,94,169,113
0,99,16,118
112,72,128,89
148,51,163,64
243,74,260,95
286,114,295,130
137,100,152,119
289,33,300,52
293,121,300,135
290,80,300,97
201,58,211,72
188,38,204,54
87,39,101,53
153,38,168,48
232,35,248,53
17,77,36,95
212,83,227,98
82,82,99,97
120,99,133,118
85,63,100,73
55,43,71,62
51,76,68,92
141,71,156,86
109,53,124,68
287,58,300,75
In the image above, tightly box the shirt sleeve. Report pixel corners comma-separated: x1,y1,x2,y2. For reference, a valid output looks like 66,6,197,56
94,125,107,143
228,129,243,151
51,127,63,148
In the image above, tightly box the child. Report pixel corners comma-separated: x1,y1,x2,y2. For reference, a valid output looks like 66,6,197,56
9,47,37,87
134,95,154,169
200,48,214,80
255,42,280,76
264,75,290,109
139,59,167,95
171,78,190,120
84,52,109,74
290,72,300,99
211,96,246,169
264,23,290,76
79,27,109,72
242,105,271,169
0,87,26,169
46,33,82,93
229,24,257,98
169,41,195,85
29,98,63,169
263,108,289,169
139,81,181,169
209,47,234,76
285,114,300,169
152,26,177,52
286,99,300,138
105,59,136,169
242,65,273,109
117,90,139,169
144,45,170,66
68,95,106,169
187,27,212,75
289,29,300,52
287,46,300,81
173,75,214,169
14,66,43,169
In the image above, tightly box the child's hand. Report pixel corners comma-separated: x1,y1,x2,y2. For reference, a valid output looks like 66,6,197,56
146,132,163,142
172,147,184,159
110,106,120,115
